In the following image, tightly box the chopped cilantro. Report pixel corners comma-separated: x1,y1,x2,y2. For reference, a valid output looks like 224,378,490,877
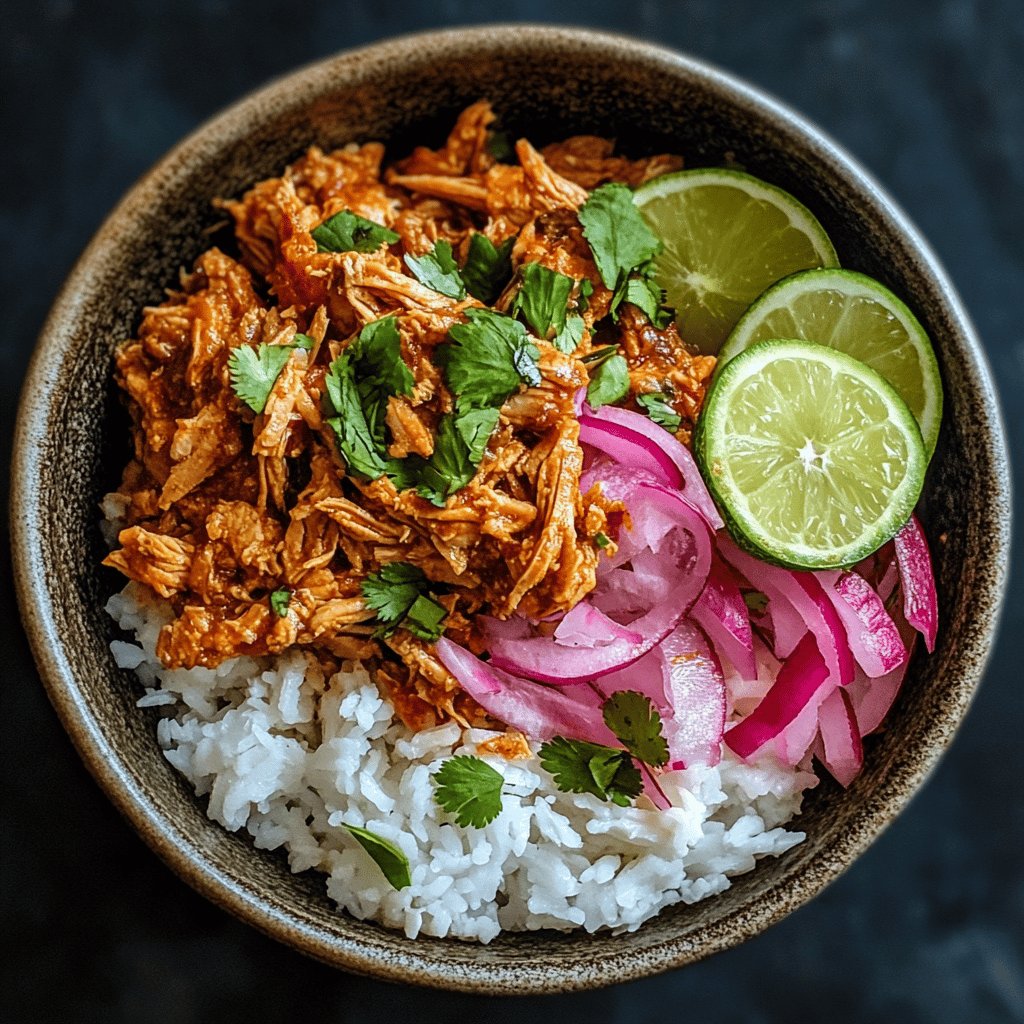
361,561,447,640
586,353,630,409
602,691,669,767
433,755,504,828
312,210,399,254
461,234,514,305
440,308,541,413
268,588,291,617
404,240,466,299
511,263,574,340
415,409,498,506
637,392,682,433
228,344,294,414
578,183,661,291
743,590,769,616
324,316,413,480
614,273,672,327
552,313,585,354
486,129,515,163
538,737,642,807
404,594,449,642
594,531,611,549
343,824,411,889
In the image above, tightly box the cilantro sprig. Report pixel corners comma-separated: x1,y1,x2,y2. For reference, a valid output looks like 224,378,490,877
461,234,514,304
433,755,505,828
228,344,294,414
440,308,541,412
578,183,672,327
324,315,414,481
539,737,642,807
586,353,630,409
361,562,448,641
404,240,466,299
344,824,411,889
312,210,399,254
539,691,669,807
637,392,682,433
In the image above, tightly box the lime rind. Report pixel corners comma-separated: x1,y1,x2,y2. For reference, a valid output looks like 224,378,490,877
695,338,928,570
718,267,943,457
634,168,840,354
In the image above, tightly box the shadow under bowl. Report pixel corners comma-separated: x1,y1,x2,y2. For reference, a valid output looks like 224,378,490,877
10,25,1011,995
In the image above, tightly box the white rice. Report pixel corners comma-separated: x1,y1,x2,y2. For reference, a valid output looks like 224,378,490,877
106,580,816,943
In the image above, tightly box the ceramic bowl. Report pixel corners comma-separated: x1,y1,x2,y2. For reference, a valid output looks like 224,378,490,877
11,25,1011,994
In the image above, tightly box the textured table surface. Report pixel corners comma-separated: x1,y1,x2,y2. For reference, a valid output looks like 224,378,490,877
2,2,1022,1021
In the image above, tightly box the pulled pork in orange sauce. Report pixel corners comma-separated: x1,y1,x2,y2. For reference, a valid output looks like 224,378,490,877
105,102,716,731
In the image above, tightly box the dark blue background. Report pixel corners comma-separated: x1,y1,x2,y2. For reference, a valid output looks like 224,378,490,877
3,2,1022,1021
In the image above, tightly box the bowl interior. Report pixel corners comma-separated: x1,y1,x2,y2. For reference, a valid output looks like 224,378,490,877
13,26,1010,994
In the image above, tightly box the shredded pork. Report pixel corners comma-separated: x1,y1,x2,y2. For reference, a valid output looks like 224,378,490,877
105,103,714,729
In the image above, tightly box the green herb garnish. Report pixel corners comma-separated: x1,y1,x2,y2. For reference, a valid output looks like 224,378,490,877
404,240,466,299
228,344,294,414
586,353,630,409
414,408,500,506
440,308,541,412
344,824,412,889
361,561,447,640
594,531,611,549
743,590,770,617
312,210,399,254
511,263,574,340
486,129,515,163
613,273,672,328
578,183,662,292
433,755,505,828
602,691,669,768
269,588,291,617
538,737,643,807
552,313,585,354
461,234,514,305
324,315,414,480
637,392,682,433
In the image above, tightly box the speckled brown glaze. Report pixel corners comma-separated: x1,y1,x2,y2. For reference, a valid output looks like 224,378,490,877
11,25,1011,994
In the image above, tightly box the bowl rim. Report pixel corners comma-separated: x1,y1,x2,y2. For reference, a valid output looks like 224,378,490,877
11,23,1012,994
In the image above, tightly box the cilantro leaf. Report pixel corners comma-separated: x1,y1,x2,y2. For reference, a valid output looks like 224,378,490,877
539,737,642,806
228,344,294,414
404,240,466,299
594,531,611,549
361,562,427,625
637,392,682,433
312,210,399,254
433,755,504,828
578,183,661,291
441,309,540,412
269,588,291,617
403,594,448,642
361,561,447,640
486,129,515,163
614,274,672,328
324,316,413,480
602,691,669,767
553,313,585,354
325,355,390,480
511,263,574,340
415,410,496,506
743,590,769,617
343,824,411,889
461,234,514,305
586,353,630,409
292,333,316,350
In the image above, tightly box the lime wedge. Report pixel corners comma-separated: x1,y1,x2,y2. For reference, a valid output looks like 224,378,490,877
633,169,839,354
719,268,942,456
695,339,927,569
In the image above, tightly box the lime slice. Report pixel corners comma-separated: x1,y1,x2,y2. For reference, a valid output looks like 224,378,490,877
633,169,839,354
695,339,927,569
719,268,942,456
